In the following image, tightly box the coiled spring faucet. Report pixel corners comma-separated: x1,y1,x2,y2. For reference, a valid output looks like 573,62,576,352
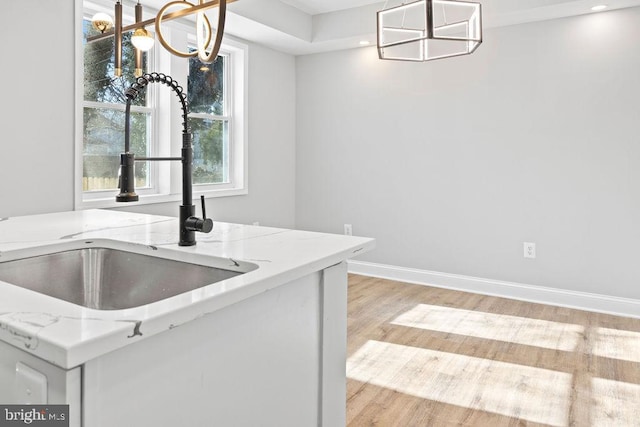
116,72,213,246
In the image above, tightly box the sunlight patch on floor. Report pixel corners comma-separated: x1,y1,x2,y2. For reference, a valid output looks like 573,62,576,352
391,303,584,352
591,377,640,425
592,327,640,363
347,340,572,426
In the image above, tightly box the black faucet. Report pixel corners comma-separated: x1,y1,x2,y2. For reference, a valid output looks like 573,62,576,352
116,72,213,246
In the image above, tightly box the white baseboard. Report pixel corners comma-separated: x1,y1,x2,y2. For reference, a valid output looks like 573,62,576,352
348,260,640,319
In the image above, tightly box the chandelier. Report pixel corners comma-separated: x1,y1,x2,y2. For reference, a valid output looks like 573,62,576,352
87,0,234,76
377,0,482,62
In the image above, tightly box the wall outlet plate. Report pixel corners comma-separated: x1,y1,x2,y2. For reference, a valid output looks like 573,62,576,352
344,224,352,236
524,242,536,259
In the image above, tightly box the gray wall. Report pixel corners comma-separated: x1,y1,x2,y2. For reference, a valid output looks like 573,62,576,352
296,8,640,299
1,1,75,217
0,1,296,229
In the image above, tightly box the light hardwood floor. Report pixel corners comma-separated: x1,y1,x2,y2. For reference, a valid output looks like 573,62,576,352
346,274,640,427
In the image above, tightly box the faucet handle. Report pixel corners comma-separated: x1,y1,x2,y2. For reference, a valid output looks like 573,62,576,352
199,195,214,233
183,196,213,234
200,195,209,220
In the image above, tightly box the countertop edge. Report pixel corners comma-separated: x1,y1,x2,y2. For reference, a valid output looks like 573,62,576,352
0,210,376,369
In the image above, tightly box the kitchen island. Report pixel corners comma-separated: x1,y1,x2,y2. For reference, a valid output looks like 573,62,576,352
0,210,374,427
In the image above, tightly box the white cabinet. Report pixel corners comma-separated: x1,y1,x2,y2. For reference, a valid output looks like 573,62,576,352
1,263,348,427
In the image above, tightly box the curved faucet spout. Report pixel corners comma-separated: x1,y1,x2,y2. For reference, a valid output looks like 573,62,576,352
124,72,189,151
116,72,213,246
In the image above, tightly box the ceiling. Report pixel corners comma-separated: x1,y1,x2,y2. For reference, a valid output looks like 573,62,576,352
279,0,382,15
141,0,640,55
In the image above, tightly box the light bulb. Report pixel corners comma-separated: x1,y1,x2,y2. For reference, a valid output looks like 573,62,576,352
91,12,113,33
131,28,155,51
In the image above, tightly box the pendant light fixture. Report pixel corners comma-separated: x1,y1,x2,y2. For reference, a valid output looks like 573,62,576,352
131,1,154,52
88,0,233,76
131,1,154,77
377,0,482,62
91,12,114,33
154,0,226,64
131,28,155,51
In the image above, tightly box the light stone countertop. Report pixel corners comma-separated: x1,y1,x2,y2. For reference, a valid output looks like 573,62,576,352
0,209,375,369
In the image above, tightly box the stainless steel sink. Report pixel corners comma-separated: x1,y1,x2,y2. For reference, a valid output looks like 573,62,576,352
0,240,258,310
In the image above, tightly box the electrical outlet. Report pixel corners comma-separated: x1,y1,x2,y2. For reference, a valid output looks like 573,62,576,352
524,242,536,259
344,224,353,236
252,221,260,226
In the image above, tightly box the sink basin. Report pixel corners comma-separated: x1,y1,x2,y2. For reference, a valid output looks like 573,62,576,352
0,239,258,310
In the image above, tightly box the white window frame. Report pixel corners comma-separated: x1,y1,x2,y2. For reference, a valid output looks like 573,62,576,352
75,0,248,210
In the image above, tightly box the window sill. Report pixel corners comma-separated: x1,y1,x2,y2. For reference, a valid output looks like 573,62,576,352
76,187,248,210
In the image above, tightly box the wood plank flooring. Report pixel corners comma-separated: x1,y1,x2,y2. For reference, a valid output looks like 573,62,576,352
346,274,640,427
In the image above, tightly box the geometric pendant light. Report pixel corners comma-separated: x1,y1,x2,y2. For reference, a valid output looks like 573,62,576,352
377,0,482,61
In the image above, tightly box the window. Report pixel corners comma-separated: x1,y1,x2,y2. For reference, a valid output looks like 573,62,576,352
188,53,229,186
76,1,247,209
